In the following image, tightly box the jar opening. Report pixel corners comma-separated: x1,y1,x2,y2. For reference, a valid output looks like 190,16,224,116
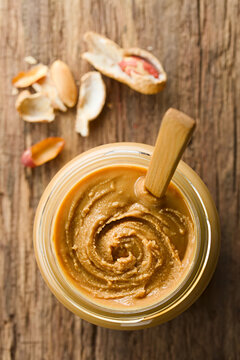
34,143,217,327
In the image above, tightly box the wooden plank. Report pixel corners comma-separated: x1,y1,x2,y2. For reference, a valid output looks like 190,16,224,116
0,0,239,359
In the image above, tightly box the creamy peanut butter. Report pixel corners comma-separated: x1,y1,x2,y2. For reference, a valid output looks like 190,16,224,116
53,165,195,309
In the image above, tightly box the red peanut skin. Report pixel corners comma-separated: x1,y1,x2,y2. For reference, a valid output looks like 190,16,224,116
119,56,159,79
21,149,36,168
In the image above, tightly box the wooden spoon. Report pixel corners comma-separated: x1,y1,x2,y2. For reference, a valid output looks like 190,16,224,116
145,108,196,198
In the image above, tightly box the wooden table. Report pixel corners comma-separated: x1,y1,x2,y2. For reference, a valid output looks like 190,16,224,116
0,0,239,359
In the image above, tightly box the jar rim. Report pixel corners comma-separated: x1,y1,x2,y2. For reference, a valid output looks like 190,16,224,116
34,142,220,328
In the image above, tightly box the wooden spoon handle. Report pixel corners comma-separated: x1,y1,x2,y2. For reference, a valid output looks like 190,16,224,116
145,108,196,198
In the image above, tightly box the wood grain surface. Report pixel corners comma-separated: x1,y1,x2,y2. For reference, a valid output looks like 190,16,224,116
0,0,239,359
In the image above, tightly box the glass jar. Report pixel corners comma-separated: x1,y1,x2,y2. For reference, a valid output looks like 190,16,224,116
34,143,220,330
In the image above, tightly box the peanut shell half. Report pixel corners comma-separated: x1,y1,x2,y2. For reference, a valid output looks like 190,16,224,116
82,32,167,94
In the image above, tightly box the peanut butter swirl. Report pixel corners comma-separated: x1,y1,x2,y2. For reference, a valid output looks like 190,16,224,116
54,166,194,305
